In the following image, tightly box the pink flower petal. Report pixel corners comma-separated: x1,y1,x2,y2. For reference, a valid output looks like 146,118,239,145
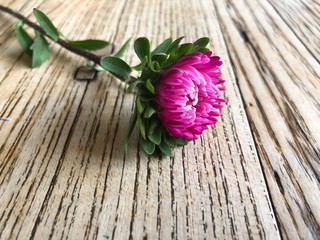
156,51,226,140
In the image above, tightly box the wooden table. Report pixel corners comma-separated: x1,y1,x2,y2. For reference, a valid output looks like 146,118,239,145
0,0,319,239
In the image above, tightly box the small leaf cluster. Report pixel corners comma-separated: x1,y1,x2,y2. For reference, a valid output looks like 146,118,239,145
125,37,211,156
16,8,109,68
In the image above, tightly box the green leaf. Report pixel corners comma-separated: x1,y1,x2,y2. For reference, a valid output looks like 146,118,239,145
127,80,144,93
194,37,210,48
136,96,146,113
67,39,109,51
151,38,172,55
177,43,194,58
138,114,146,139
33,8,59,41
164,133,177,147
15,21,33,57
161,37,186,68
100,56,132,80
141,138,155,155
114,38,131,58
132,56,148,71
150,61,161,72
197,47,210,53
151,53,168,66
159,140,173,156
146,79,155,94
144,106,155,118
140,95,154,102
30,32,50,68
176,137,188,146
148,117,158,135
124,106,138,153
134,37,150,62
148,126,162,145
167,36,184,53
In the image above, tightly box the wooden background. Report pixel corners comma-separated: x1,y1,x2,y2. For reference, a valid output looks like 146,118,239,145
0,0,319,239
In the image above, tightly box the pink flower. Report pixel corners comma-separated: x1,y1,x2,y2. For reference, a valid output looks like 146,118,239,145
156,51,226,140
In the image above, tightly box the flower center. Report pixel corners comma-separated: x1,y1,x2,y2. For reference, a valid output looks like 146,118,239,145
185,85,199,107
186,95,195,106
185,95,198,111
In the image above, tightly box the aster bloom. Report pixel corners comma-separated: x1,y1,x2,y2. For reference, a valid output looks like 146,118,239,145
156,52,226,141
125,37,226,156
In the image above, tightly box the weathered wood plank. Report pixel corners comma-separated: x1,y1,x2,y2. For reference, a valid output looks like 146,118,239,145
267,0,320,60
213,0,320,239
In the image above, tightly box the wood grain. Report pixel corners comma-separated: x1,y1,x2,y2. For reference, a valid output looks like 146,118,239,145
0,0,318,239
213,0,320,239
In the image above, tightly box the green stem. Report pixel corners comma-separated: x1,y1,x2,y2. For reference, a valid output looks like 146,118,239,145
0,4,136,83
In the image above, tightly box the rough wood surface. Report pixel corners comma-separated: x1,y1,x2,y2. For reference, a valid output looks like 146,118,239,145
0,0,318,239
